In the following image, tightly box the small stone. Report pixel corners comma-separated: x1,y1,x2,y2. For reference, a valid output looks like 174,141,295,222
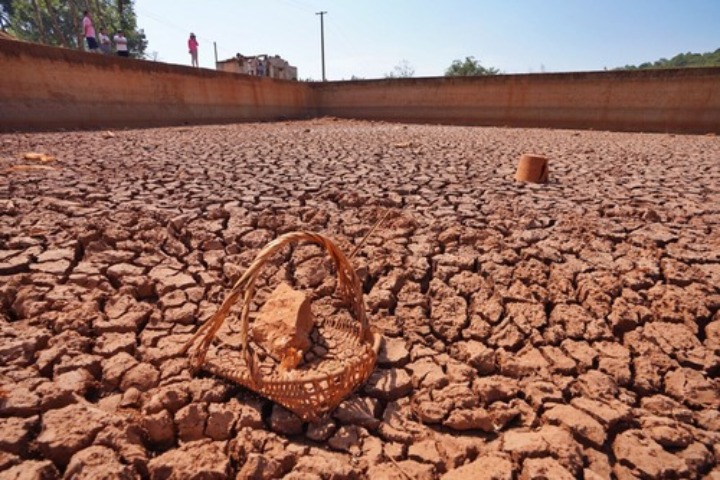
0,416,39,455
327,425,363,454
292,448,362,479
369,459,435,480
444,408,495,432
120,363,160,392
406,359,449,389
570,396,632,428
142,409,176,446
269,405,304,436
251,282,313,369
205,403,237,441
52,369,94,397
93,332,136,357
143,384,190,415
408,439,443,469
542,404,606,448
639,415,693,448
101,352,139,390
64,445,136,479
0,460,59,479
175,403,207,442
442,454,513,480
522,380,563,409
0,385,40,417
473,376,519,404
0,451,20,471
520,457,575,480
147,440,229,479
306,417,337,442
364,368,413,400
665,367,719,409
450,340,497,375
334,396,381,430
36,403,109,468
377,337,410,367
612,429,689,478
230,398,264,430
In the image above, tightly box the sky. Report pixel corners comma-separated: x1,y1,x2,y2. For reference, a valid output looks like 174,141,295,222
136,0,720,80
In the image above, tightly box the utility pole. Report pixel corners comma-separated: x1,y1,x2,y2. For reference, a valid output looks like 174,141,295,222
316,11,327,81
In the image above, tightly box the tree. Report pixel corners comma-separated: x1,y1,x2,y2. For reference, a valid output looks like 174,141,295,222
445,56,499,76
7,0,146,57
385,59,415,78
617,48,720,70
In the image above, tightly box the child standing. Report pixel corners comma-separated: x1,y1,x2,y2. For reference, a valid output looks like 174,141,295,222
114,30,129,57
188,33,199,68
99,28,111,55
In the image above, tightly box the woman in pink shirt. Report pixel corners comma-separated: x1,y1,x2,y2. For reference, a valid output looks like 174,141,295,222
82,11,98,51
188,33,199,68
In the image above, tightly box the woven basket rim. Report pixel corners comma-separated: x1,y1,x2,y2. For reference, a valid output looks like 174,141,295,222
184,231,379,411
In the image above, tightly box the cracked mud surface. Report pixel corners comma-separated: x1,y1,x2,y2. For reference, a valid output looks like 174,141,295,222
1,119,719,479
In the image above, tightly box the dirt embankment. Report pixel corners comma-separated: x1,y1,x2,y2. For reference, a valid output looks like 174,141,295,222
0,120,718,479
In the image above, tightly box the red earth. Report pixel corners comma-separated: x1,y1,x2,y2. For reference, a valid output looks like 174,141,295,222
0,119,718,479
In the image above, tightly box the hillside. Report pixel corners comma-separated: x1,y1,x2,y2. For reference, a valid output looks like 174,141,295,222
618,48,720,69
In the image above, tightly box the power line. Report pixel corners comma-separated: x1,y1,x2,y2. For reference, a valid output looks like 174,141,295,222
135,5,240,63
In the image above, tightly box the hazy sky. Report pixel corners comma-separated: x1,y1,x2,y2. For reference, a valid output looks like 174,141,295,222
137,0,720,80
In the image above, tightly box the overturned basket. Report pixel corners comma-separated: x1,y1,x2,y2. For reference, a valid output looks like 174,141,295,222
184,231,381,421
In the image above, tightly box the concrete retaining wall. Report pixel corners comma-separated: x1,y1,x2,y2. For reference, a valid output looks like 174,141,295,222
0,38,315,131
314,69,720,134
2,38,719,133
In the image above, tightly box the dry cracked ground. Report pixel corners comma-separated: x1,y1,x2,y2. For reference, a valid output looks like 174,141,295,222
0,118,719,480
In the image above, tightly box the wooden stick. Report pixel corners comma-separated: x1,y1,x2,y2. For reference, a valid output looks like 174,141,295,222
349,209,391,259
387,454,414,480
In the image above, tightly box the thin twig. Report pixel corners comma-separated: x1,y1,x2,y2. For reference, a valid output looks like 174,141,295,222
387,454,414,480
349,209,392,259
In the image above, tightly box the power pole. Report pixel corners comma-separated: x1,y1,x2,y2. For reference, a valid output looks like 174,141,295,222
316,11,327,81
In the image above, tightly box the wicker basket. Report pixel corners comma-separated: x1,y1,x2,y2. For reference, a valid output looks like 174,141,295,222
184,231,381,422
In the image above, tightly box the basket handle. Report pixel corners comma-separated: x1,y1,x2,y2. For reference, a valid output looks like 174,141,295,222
184,231,368,377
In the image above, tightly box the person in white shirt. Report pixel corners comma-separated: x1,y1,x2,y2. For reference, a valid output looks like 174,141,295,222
98,28,111,55
114,31,129,57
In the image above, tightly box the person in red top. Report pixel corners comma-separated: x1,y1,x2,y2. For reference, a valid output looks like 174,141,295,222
188,33,199,68
82,11,98,52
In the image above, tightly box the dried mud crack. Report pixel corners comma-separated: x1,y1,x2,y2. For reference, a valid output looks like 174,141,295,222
1,119,719,479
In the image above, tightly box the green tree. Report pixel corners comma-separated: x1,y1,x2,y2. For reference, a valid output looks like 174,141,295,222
445,56,499,76
385,59,415,78
617,48,720,70
8,0,146,57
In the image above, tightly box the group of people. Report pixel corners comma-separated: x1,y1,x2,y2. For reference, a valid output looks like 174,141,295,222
82,11,129,57
83,10,201,67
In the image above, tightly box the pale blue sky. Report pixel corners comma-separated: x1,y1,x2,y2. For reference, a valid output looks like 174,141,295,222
137,0,720,79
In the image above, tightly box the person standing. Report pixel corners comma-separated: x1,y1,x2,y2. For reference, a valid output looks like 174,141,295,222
82,11,98,52
114,30,129,57
98,28,111,55
188,33,199,68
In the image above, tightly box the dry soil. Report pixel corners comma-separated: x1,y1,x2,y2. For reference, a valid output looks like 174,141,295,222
0,119,719,479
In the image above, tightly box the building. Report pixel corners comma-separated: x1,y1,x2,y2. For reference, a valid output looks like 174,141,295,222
217,53,298,81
